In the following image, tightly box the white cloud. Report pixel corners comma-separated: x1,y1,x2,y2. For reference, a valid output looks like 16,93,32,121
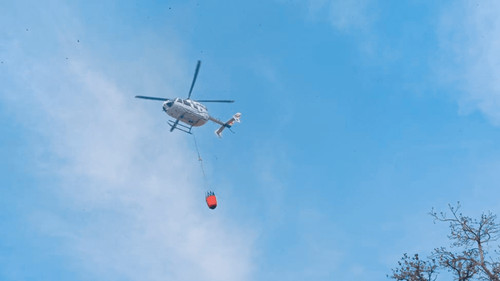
26,58,254,281
2,4,256,280
306,0,374,32
439,0,500,125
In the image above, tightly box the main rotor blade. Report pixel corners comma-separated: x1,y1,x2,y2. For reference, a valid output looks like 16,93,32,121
187,60,201,99
195,99,235,103
135,95,169,101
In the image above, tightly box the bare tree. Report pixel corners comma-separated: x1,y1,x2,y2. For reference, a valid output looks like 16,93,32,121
432,247,478,281
389,253,437,281
389,203,500,281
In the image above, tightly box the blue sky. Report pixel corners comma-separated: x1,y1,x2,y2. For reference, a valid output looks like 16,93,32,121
2,0,500,280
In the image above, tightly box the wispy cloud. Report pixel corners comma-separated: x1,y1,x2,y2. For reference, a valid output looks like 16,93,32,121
438,0,500,125
2,3,256,280
30,58,254,281
306,0,374,32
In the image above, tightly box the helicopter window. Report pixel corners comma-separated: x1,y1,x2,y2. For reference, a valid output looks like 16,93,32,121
193,104,199,110
183,100,191,106
176,98,182,103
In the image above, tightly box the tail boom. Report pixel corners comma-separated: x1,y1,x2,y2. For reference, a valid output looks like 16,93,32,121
213,113,241,137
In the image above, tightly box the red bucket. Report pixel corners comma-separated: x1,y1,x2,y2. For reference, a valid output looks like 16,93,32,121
205,191,217,209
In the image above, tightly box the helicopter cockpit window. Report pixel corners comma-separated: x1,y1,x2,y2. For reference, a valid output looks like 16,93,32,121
176,98,182,103
183,100,191,106
193,104,199,110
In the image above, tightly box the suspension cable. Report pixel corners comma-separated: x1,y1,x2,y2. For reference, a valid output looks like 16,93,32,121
192,133,208,189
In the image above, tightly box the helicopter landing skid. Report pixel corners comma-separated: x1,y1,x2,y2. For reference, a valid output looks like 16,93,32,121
168,119,193,134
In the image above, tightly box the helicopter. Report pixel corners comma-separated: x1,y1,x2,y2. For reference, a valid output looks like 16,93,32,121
135,60,241,137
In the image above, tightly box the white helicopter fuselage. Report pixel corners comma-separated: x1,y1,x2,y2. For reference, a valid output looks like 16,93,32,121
163,98,210,127
136,60,239,136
